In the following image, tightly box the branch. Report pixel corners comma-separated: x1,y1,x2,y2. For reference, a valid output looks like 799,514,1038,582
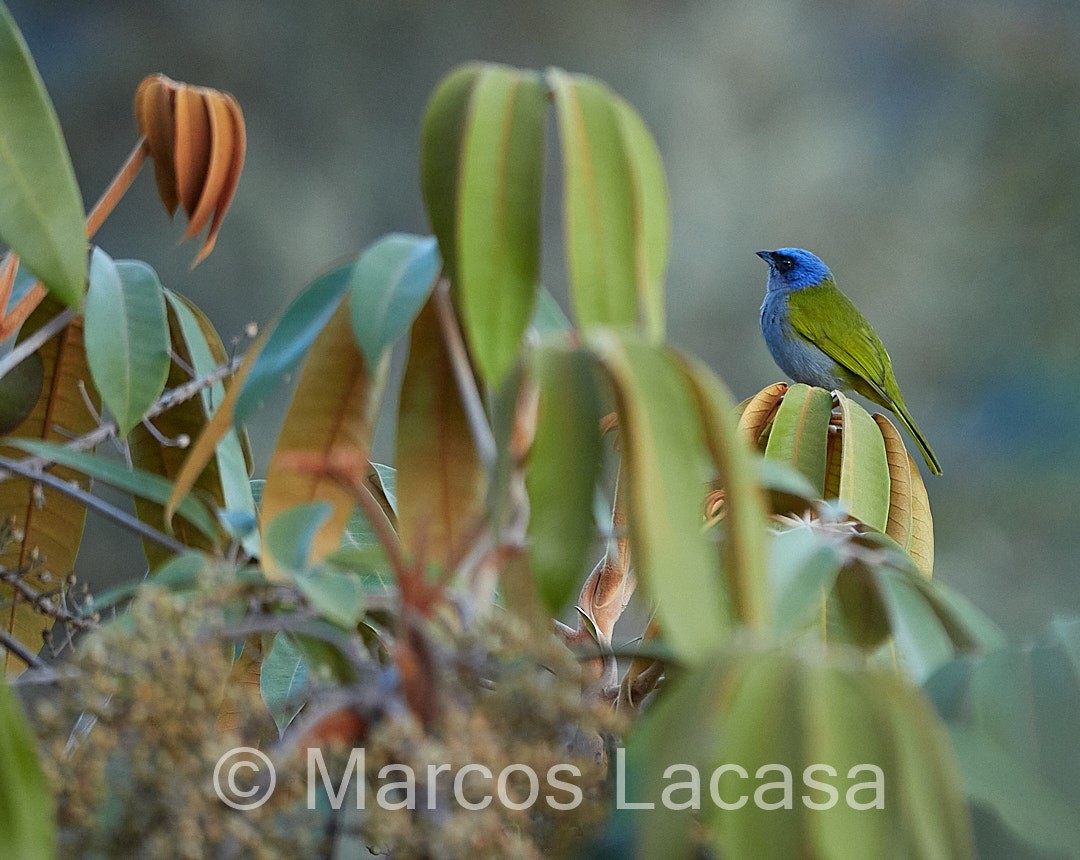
8,354,243,474
0,455,188,555
0,630,48,670
0,564,97,631
0,307,77,381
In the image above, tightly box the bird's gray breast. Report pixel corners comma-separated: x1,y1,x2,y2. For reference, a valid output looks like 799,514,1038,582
759,292,845,390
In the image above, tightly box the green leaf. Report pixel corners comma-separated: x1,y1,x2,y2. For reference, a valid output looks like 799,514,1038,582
348,233,441,368
526,346,604,615
0,4,85,306
769,526,842,636
680,357,771,628
297,568,365,630
84,251,171,435
369,463,397,516
633,649,972,860
261,633,308,735
588,330,727,661
1,438,221,544
531,287,572,336
420,63,484,287
0,350,42,434
262,502,333,578
925,622,1080,857
456,65,546,386
169,292,256,549
234,261,353,424
0,680,55,858
548,69,669,341
130,292,254,567
832,391,891,532
763,383,832,495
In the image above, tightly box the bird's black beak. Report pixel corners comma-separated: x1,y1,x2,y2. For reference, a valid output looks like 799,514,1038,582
755,250,774,265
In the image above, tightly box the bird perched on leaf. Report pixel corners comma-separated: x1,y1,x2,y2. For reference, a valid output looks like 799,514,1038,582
756,248,941,474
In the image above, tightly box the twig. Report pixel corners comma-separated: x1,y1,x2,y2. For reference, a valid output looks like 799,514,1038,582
432,282,496,468
85,138,148,238
0,455,188,555
0,565,97,632
0,630,47,669
0,307,77,381
6,354,242,474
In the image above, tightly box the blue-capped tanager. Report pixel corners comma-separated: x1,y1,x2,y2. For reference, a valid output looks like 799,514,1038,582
756,248,941,475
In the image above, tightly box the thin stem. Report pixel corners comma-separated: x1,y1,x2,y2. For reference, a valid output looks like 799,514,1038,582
0,455,188,555
0,283,47,342
0,307,76,380
0,630,47,670
9,354,242,472
0,138,149,341
432,282,496,468
86,137,149,239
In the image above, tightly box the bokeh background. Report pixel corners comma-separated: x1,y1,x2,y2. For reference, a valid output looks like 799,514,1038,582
8,0,1079,635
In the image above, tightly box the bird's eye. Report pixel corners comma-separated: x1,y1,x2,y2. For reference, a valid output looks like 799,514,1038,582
776,256,794,273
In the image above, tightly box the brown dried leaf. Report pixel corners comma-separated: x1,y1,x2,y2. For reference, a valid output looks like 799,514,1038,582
134,75,178,215
173,87,212,218
736,382,788,447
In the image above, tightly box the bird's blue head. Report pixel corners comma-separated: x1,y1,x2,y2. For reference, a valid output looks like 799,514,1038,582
756,248,833,293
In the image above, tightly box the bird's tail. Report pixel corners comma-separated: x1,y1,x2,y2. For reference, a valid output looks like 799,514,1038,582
891,401,942,475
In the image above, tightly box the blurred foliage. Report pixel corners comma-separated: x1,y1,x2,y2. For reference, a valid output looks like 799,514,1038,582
10,0,1077,633
2,3,1079,856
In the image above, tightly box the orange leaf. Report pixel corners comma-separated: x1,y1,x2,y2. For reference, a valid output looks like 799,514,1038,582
134,75,178,215
173,86,212,217
873,413,934,575
736,382,788,447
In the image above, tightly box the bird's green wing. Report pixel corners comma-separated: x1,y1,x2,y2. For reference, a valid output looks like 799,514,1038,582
786,281,895,405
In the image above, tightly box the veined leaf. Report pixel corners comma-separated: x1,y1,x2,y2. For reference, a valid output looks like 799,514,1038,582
548,69,669,341
833,391,890,532
526,346,604,615
873,413,934,575
0,298,97,672
420,63,484,287
165,327,267,526
262,502,332,577
262,299,387,579
2,440,220,544
681,357,770,628
0,4,85,306
349,232,440,368
588,330,727,661
763,383,832,496
0,679,55,857
130,294,249,567
234,260,353,424
296,568,365,630
261,633,308,735
395,296,484,569
84,251,171,436
736,382,788,448
456,65,546,386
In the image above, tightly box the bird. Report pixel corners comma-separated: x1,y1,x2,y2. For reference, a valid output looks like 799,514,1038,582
756,247,941,475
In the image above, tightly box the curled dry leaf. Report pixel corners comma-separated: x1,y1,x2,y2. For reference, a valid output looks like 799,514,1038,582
135,74,246,266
